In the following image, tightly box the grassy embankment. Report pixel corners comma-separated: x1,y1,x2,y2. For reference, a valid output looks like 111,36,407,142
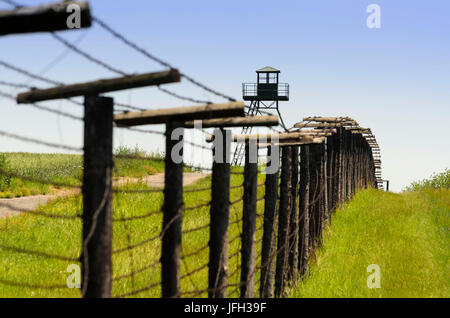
0,151,267,298
290,169,450,298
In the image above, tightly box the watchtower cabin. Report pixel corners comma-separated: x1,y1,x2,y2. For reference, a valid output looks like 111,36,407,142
243,66,289,102
233,66,289,165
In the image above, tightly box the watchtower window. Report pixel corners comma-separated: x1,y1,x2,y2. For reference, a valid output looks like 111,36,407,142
258,73,278,84
258,73,267,84
268,73,277,83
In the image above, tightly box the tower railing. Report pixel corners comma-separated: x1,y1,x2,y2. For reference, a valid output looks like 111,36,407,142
242,83,289,101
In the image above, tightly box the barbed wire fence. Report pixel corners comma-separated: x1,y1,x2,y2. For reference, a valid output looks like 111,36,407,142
0,114,378,299
0,0,380,299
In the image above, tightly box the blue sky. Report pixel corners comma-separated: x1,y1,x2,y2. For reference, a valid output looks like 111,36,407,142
0,0,449,191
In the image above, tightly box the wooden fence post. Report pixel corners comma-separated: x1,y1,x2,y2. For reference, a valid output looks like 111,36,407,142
161,120,184,298
331,132,340,212
337,127,344,206
365,142,370,188
309,144,321,249
371,147,377,188
274,146,292,298
288,146,299,283
326,135,334,219
240,139,258,298
348,132,354,198
355,134,361,191
82,95,113,298
359,135,364,190
310,143,327,245
345,130,353,200
321,142,328,233
362,140,368,188
260,145,280,298
344,129,349,203
209,128,231,298
298,145,311,277
354,135,361,192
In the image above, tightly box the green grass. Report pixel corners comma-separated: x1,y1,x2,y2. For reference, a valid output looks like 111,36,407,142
4,153,448,298
0,169,267,298
0,149,165,198
290,188,450,298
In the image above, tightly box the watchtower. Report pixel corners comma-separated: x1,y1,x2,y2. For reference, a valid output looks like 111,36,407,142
232,66,289,165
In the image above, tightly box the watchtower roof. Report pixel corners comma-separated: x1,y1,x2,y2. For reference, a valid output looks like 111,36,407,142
256,66,280,73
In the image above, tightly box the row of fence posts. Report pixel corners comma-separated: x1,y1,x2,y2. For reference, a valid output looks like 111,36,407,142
294,128,376,291
81,97,376,298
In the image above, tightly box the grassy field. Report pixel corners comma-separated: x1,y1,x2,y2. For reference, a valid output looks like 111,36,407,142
0,148,165,198
0,168,267,298
290,188,450,298
1,151,448,298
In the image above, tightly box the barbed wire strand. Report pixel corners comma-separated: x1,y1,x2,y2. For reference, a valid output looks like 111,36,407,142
0,129,82,152
0,244,78,262
112,258,159,282
92,16,236,102
157,86,212,105
0,60,145,111
0,90,83,121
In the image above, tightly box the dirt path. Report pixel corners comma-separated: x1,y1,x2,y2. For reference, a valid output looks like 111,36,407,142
0,172,209,219
0,195,58,219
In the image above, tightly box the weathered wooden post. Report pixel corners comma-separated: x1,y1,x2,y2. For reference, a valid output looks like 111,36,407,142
341,130,348,203
82,95,113,298
354,134,358,195
260,145,280,298
337,127,344,206
344,130,350,202
347,132,354,198
288,146,299,283
354,134,361,192
349,133,354,196
371,145,376,188
311,142,327,245
209,128,231,298
357,134,364,194
326,135,334,219
331,131,340,212
241,139,258,298
309,144,321,248
362,140,368,188
274,146,292,298
366,140,372,187
161,120,184,298
298,145,310,277
359,135,365,189
321,142,328,231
